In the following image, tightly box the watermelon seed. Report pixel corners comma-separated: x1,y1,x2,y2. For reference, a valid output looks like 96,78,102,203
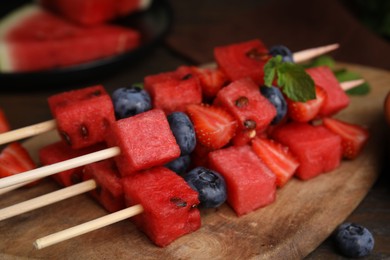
244,119,257,130
71,173,82,184
235,96,249,108
60,131,72,146
170,197,187,207
181,74,193,80
246,48,269,61
89,90,102,98
80,125,89,138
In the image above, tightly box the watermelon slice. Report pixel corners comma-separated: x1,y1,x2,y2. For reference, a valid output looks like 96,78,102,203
122,167,201,247
83,159,125,213
0,4,140,72
208,145,276,216
39,0,152,26
48,85,116,150
271,122,342,180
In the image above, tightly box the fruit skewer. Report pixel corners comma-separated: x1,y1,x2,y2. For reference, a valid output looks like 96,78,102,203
0,79,364,192
0,43,340,147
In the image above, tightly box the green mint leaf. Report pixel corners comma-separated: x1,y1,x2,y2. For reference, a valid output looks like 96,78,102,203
277,62,316,102
132,82,144,89
304,55,336,69
263,55,282,86
263,56,315,102
334,69,370,95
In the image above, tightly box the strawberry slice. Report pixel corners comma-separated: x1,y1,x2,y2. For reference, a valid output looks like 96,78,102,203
0,108,10,133
186,103,237,149
323,117,369,159
251,137,299,187
0,142,36,178
287,85,327,122
191,67,228,99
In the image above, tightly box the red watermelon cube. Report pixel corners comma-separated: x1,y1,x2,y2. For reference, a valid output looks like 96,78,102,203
214,39,269,84
214,78,276,133
39,141,106,187
48,85,116,150
208,145,276,216
122,167,201,247
105,109,180,176
144,67,202,114
271,122,342,180
306,66,350,116
83,159,125,213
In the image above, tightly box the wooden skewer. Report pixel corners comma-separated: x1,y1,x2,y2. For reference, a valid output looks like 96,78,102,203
0,119,56,146
0,147,120,189
0,179,97,221
339,79,365,91
34,204,144,249
293,43,339,63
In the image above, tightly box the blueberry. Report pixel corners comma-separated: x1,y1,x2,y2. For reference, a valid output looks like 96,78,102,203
260,86,287,124
112,84,152,119
167,112,196,155
165,155,191,175
334,222,375,258
269,45,294,63
182,167,227,208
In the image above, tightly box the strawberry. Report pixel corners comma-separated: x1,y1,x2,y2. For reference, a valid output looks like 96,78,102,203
191,67,228,99
0,142,36,178
287,85,327,122
322,117,369,159
186,103,237,150
251,137,299,187
0,108,10,133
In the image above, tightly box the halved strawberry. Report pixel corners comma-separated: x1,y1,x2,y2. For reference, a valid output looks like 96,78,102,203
0,108,10,133
322,117,369,159
186,103,237,150
0,142,36,178
287,85,327,122
191,67,229,99
251,137,299,187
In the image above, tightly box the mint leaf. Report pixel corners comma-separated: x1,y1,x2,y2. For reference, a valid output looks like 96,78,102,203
263,56,315,102
334,69,370,95
263,55,282,86
304,55,336,69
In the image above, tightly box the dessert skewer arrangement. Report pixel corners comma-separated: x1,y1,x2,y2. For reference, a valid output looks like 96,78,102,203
0,39,370,251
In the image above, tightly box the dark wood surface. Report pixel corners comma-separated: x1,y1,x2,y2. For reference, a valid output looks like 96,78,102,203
0,0,389,258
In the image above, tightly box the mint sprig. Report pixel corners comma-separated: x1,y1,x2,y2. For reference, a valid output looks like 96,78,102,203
264,56,315,102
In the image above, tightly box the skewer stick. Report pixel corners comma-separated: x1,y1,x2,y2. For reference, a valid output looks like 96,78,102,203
0,147,120,189
339,79,365,91
34,204,144,249
293,43,339,63
0,119,56,146
0,179,97,221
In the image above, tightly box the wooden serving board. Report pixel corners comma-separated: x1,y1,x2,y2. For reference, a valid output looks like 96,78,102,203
0,63,388,259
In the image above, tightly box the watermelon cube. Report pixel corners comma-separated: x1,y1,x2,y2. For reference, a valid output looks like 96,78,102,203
214,39,269,84
271,122,342,180
208,145,276,216
105,109,181,176
122,167,201,247
48,85,115,150
39,0,151,26
39,141,106,187
83,159,125,213
214,78,277,133
306,66,350,116
144,67,202,114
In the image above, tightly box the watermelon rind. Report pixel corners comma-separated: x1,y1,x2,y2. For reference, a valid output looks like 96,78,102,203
0,5,40,72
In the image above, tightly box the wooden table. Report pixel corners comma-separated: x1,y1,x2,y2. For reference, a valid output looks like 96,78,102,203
0,0,389,258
